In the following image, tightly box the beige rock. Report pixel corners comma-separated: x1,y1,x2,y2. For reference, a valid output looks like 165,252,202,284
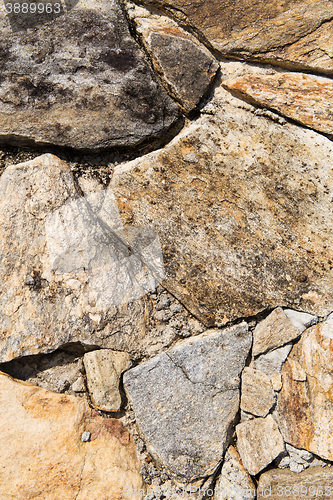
241,367,275,417
223,73,333,135
257,466,333,500
236,415,285,475
253,308,302,357
109,84,333,326
271,373,283,392
0,371,144,499
83,349,132,411
137,0,333,74
273,313,333,461
214,446,256,500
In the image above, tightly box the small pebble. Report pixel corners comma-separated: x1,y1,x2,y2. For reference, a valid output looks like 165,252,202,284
81,431,91,442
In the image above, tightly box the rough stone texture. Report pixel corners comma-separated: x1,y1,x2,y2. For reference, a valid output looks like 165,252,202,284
284,309,317,333
236,415,285,475
0,0,179,150
0,154,183,363
214,446,256,500
241,367,275,417
110,81,333,326
251,343,293,378
273,313,333,461
124,323,251,482
127,4,219,112
253,308,302,357
136,0,333,74
0,371,144,499
83,349,132,411
271,373,283,392
223,73,333,135
257,466,333,500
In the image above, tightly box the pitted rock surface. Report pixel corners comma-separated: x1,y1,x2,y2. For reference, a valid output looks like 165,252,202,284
124,323,251,482
0,0,179,150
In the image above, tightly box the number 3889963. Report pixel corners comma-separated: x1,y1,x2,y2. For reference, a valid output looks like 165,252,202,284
5,2,62,14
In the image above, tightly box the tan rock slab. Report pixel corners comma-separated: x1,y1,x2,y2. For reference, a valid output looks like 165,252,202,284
223,73,333,135
137,0,333,74
257,466,333,500
214,446,256,500
0,371,143,500
241,367,275,417
109,83,333,326
253,308,302,357
236,415,285,475
83,349,132,411
271,373,282,392
273,313,333,461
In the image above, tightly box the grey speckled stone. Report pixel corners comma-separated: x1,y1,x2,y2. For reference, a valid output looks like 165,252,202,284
124,323,252,482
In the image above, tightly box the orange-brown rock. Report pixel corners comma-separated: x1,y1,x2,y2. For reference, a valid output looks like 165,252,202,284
273,313,333,461
0,371,144,499
223,72,333,135
136,0,333,74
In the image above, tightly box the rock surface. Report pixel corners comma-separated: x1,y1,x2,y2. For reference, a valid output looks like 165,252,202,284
223,73,333,135
136,0,333,74
251,343,294,378
127,4,219,112
83,349,132,411
284,309,317,333
0,370,144,499
110,83,333,326
124,323,251,482
236,415,285,475
214,446,256,500
252,308,302,357
257,466,333,500
241,367,275,417
0,0,179,150
273,313,333,461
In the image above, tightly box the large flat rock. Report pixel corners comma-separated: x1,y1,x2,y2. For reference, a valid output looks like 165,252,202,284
123,323,251,482
0,370,143,499
136,0,333,74
0,0,179,150
109,82,333,326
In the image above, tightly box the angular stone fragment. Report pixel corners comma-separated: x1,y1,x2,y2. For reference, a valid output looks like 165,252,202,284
241,367,275,417
223,73,333,135
124,323,252,482
214,446,256,500
251,344,293,378
284,309,317,333
236,415,285,475
0,0,179,150
0,371,143,499
271,373,282,392
127,5,219,112
253,308,302,357
0,154,169,363
109,82,333,326
273,313,333,461
83,349,132,411
137,0,333,75
257,466,333,500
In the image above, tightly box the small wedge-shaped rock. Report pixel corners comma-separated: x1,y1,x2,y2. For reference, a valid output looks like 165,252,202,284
273,313,333,461
214,446,256,500
251,343,293,378
127,5,219,112
84,349,132,411
253,308,301,357
257,466,333,500
0,371,143,499
241,367,275,417
223,73,333,135
236,415,285,475
124,323,252,482
283,309,317,333
0,0,179,150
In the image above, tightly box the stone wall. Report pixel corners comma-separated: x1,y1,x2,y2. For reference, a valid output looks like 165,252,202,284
0,0,333,498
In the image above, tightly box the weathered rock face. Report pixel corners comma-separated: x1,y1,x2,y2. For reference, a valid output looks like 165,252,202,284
223,73,333,135
257,466,333,500
273,313,333,462
127,4,219,112
214,446,256,500
0,371,144,499
124,323,251,482
110,82,333,326
0,0,179,150
240,367,275,417
135,0,333,74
